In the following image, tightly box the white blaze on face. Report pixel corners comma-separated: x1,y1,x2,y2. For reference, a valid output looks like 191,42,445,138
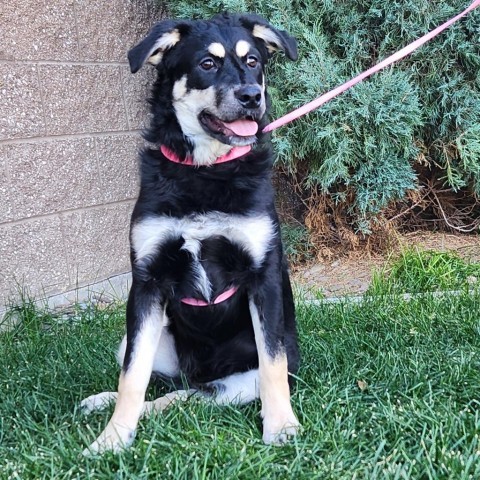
170,35,263,166
172,75,231,165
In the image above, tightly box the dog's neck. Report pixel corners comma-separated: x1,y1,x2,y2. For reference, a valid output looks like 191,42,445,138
160,144,252,166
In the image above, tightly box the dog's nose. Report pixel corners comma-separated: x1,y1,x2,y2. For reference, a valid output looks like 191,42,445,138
235,85,262,109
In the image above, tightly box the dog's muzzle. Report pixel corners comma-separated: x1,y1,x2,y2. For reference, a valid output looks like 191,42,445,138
199,112,259,147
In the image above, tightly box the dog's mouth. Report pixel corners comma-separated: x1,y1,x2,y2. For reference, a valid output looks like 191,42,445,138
199,112,259,146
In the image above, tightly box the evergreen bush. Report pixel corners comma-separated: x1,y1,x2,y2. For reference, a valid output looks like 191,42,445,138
162,0,480,241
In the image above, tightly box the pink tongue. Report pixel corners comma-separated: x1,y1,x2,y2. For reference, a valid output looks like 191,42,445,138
222,119,258,136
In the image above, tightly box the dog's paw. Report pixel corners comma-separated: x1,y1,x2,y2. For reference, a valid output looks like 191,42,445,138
82,421,135,456
262,409,300,445
80,392,118,415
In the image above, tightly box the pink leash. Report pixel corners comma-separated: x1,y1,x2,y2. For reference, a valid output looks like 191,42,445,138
263,0,480,133
161,1,479,165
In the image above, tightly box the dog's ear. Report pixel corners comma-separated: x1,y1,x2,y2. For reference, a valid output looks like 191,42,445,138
128,20,190,73
238,14,298,61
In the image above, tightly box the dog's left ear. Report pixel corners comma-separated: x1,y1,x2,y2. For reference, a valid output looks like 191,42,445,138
239,14,298,61
128,20,191,73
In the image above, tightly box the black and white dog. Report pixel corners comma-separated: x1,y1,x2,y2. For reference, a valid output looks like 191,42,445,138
81,13,300,454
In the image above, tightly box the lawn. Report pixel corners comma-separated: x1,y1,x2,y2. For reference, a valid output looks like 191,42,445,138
1,288,480,479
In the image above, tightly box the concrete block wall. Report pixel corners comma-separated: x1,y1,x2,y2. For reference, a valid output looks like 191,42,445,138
0,0,159,310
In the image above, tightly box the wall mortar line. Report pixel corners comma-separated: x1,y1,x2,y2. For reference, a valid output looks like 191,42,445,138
119,65,131,131
0,198,137,229
0,59,129,67
0,129,143,145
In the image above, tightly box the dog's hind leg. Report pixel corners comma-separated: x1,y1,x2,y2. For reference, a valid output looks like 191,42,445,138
142,389,196,414
81,390,195,417
207,369,260,405
140,369,259,416
140,369,258,418
80,392,118,414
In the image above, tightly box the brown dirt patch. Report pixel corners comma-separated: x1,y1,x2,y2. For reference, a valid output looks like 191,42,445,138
292,231,480,298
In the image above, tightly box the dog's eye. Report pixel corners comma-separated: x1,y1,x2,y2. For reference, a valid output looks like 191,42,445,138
200,58,217,71
246,56,259,68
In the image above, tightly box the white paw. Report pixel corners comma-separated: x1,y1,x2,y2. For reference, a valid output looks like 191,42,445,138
262,409,300,445
82,421,135,456
80,392,118,415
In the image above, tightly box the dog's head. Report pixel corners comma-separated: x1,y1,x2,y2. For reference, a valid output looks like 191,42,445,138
128,14,297,165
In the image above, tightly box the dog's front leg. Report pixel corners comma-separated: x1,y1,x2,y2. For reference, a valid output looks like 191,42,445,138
84,286,165,455
248,277,300,444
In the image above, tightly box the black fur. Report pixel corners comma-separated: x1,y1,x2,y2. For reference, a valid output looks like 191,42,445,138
127,13,299,391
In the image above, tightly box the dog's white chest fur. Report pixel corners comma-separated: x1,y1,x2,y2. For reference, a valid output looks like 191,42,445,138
132,212,275,268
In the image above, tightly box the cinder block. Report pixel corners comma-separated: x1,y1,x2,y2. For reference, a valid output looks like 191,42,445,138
60,202,134,287
75,0,149,63
95,134,140,203
39,64,129,136
0,216,70,308
0,138,103,223
0,64,46,140
121,65,155,130
0,0,78,62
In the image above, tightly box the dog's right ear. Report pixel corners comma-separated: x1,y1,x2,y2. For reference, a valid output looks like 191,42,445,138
128,20,190,73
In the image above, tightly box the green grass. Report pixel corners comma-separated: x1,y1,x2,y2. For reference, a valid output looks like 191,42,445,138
2,291,480,479
367,248,480,296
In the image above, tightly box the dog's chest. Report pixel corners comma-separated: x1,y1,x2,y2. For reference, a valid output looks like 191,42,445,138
132,212,275,271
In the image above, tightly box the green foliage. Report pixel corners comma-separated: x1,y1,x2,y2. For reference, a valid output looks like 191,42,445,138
164,0,480,232
367,247,480,294
281,222,314,263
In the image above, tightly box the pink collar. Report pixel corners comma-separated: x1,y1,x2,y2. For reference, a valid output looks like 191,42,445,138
181,286,239,307
160,145,251,166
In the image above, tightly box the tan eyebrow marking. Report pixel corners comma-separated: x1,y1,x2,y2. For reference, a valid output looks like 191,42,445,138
235,40,251,58
207,42,226,58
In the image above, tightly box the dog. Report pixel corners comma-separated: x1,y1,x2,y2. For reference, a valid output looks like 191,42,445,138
81,13,300,454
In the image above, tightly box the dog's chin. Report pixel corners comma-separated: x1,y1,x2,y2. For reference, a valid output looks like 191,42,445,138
221,134,257,147
199,112,259,147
